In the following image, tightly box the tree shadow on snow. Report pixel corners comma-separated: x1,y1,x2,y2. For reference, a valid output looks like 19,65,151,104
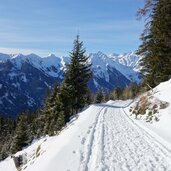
94,100,134,109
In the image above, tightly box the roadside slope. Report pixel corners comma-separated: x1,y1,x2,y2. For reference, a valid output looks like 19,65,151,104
0,100,171,171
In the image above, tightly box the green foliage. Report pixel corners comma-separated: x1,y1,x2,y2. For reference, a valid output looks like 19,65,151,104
84,89,93,105
111,87,122,100
11,114,29,154
137,0,171,87
0,35,93,160
42,36,92,135
55,81,73,122
56,111,65,131
95,89,104,103
43,83,61,135
0,116,16,160
109,83,147,101
63,35,92,114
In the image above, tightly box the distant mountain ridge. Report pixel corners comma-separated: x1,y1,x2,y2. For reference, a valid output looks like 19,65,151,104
0,51,141,117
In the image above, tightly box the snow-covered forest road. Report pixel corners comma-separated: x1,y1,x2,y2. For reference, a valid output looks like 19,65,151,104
1,100,171,171
79,102,171,171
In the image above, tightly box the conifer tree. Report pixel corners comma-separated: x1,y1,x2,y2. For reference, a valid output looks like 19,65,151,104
0,117,16,159
64,35,92,114
137,0,171,87
84,89,93,105
56,111,65,131
95,89,104,103
11,114,28,153
43,82,61,135
112,87,122,100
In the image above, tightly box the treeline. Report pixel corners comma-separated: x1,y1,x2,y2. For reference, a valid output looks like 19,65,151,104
0,35,92,160
94,82,145,104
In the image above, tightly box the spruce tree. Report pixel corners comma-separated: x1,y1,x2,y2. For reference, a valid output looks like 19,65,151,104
0,117,16,160
137,0,171,87
57,82,72,122
95,89,104,103
43,82,61,135
56,111,65,131
11,114,28,153
112,87,122,100
64,35,92,114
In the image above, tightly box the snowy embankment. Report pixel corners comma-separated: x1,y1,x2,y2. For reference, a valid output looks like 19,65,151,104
1,80,171,171
126,79,171,148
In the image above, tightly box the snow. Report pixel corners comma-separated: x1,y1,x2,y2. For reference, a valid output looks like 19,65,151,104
1,80,171,171
0,157,16,171
0,52,141,82
126,79,171,147
0,53,63,78
1,53,171,171
0,53,11,62
93,79,99,88
21,75,27,83
11,83,20,88
109,51,142,72
89,51,141,83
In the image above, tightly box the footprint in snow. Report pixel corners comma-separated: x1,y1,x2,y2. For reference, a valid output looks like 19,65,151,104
87,130,90,134
81,138,86,144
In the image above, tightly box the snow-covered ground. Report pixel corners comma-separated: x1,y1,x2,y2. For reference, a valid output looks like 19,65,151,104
1,80,171,171
126,79,171,149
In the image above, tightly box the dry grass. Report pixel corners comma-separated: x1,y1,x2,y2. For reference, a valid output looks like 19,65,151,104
130,94,169,122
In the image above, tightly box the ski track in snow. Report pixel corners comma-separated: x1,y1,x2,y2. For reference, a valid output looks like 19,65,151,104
2,101,171,171
78,104,171,171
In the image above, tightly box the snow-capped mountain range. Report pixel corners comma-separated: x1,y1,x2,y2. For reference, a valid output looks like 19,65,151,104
0,51,141,117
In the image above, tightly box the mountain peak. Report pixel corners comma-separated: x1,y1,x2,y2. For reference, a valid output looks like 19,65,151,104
47,53,57,58
110,53,119,57
96,51,107,57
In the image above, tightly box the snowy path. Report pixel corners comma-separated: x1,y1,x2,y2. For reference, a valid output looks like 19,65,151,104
78,103,171,171
2,101,171,171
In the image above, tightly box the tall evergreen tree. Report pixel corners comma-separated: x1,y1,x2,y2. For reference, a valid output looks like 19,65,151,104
11,114,29,153
64,35,92,114
57,82,72,122
0,117,16,160
137,0,171,87
95,89,104,103
43,82,61,135
112,87,122,100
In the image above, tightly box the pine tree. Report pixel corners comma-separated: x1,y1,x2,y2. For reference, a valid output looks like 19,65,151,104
137,0,171,87
57,82,72,122
56,111,65,131
43,82,61,135
0,117,16,160
112,87,122,100
11,114,28,153
32,109,45,138
95,89,104,103
64,35,92,114
84,89,93,105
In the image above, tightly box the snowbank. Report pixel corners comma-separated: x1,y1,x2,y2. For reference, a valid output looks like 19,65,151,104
126,79,171,148
0,79,171,171
0,105,102,171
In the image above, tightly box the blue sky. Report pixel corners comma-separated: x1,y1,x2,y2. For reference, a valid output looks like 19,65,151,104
0,0,144,56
